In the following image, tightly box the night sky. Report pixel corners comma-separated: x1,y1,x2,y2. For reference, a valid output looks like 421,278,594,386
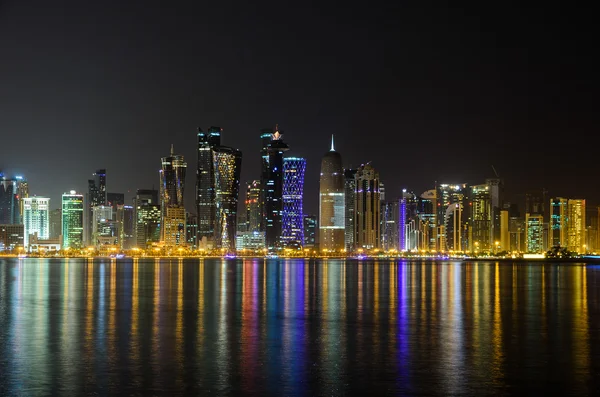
0,1,596,214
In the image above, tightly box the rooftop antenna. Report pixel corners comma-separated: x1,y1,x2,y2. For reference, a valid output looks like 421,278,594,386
491,165,499,178
170,143,174,156
330,134,335,151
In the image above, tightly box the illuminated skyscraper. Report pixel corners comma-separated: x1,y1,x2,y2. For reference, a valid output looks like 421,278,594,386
213,146,242,251
525,213,544,253
186,213,198,247
471,183,491,251
319,136,345,252
437,183,468,251
49,209,62,240
259,128,273,232
550,197,568,247
344,169,357,251
87,169,106,244
134,189,160,248
92,205,117,247
303,215,317,248
62,190,84,249
196,126,221,246
117,205,135,250
445,203,463,251
160,145,187,246
419,190,437,251
264,126,289,251
23,197,50,250
282,157,306,248
500,209,509,252
246,180,262,233
381,200,399,251
567,199,586,253
0,173,19,224
355,163,380,249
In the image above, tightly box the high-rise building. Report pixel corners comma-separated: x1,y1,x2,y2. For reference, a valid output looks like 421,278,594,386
437,183,468,251
0,224,24,251
525,213,544,253
62,191,84,249
186,213,198,247
281,157,306,248
106,192,125,208
319,136,345,252
160,145,187,246
49,208,62,240
486,178,503,243
92,205,117,247
550,197,568,248
264,126,289,251
344,169,357,251
303,215,317,249
213,146,242,251
196,127,221,246
471,184,491,251
23,197,50,250
87,169,106,244
567,199,586,254
445,203,463,252
0,173,19,224
134,189,160,248
525,189,547,218
355,163,381,250
246,180,262,233
381,200,399,251
117,205,135,250
419,190,437,251
500,209,510,252
259,128,273,233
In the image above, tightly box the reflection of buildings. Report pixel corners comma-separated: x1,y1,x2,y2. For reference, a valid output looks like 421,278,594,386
355,163,380,249
160,145,187,246
23,197,50,249
281,157,306,248
567,199,586,254
62,190,84,249
303,215,317,249
319,136,345,251
344,169,357,251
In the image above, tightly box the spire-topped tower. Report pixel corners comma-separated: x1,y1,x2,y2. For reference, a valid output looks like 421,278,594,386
319,136,345,251
331,134,335,151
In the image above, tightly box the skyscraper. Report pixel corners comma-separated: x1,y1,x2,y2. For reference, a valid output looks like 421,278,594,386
437,183,468,251
550,197,568,248
525,213,544,253
0,173,20,224
49,209,62,240
213,146,242,251
355,163,381,250
62,191,84,249
281,157,306,248
419,190,437,251
381,200,399,251
117,205,135,250
134,189,160,248
344,169,357,251
303,215,317,249
160,145,187,246
567,199,586,254
319,136,345,252
471,183,491,251
106,192,125,208
87,169,106,244
259,128,273,232
264,126,289,251
196,127,221,246
246,180,262,233
92,205,116,247
23,197,50,250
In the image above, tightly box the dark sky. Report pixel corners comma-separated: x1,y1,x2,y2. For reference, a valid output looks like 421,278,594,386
0,1,596,214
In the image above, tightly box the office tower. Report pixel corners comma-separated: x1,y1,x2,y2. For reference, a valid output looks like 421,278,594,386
399,190,419,251
160,145,187,246
344,169,357,251
61,191,84,249
0,224,24,251
186,213,198,247
49,209,62,240
419,190,437,251
116,205,135,250
134,189,159,206
437,183,468,251
525,213,544,253
264,126,289,251
0,174,19,224
549,197,568,248
237,209,248,233
92,205,117,247
567,199,586,253
87,169,106,244
319,136,345,252
106,192,125,208
355,163,381,249
246,180,262,233
525,189,547,217
471,184,491,251
303,215,317,249
381,200,399,251
500,210,509,252
213,146,242,251
23,197,50,249
259,128,273,232
486,178,503,243
281,157,306,248
445,203,463,251
196,127,221,246
135,203,161,248
235,230,266,251
15,176,28,223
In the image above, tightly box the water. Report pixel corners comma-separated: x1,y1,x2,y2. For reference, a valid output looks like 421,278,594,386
1,258,599,396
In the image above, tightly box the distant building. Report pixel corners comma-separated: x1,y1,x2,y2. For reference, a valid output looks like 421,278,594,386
160,145,187,246
134,189,160,248
419,190,437,251
567,199,586,254
186,213,198,248
23,197,50,250
500,210,510,252
471,184,491,251
549,197,568,248
355,163,381,250
344,169,357,251
49,208,62,240
106,192,125,208
281,157,306,248
163,206,186,247
303,215,317,249
236,231,266,252
264,126,289,252
0,224,24,251
62,191,84,249
117,205,135,250
87,169,106,244
381,200,399,251
196,126,221,248
246,180,262,233
437,183,468,252
319,136,345,252
525,213,544,253
0,173,20,224
92,205,118,247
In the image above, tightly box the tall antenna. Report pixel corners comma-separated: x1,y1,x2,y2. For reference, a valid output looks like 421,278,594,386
491,165,499,178
170,143,174,156
330,134,335,151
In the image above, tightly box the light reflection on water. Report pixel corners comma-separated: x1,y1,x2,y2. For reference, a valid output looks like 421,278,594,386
0,258,599,396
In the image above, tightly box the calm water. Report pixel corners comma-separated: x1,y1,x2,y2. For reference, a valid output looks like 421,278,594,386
1,258,599,396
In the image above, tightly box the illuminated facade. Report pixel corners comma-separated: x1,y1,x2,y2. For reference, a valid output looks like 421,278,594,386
0,224,24,251
445,203,463,251
381,200,399,251
355,163,380,249
264,126,289,251
87,169,106,244
0,173,22,224
500,209,509,252
344,169,357,251
92,205,117,247
550,197,568,247
213,147,242,251
437,183,468,251
319,136,345,252
186,213,198,247
196,127,221,247
471,184,491,251
61,190,84,249
160,145,187,245
246,180,262,233
259,129,273,232
303,215,317,248
282,157,306,248
419,190,437,251
525,213,544,253
135,203,161,248
567,199,586,253
23,197,50,250
117,205,135,249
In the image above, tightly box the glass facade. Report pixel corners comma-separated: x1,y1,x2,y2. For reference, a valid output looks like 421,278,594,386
344,169,357,251
567,199,586,253
471,184,491,251
319,138,345,252
282,157,306,248
196,127,220,245
264,128,289,251
23,197,50,249
246,180,262,233
62,191,84,249
550,197,568,248
160,146,187,246
213,147,242,251
303,215,317,248
355,163,380,249
525,213,544,253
